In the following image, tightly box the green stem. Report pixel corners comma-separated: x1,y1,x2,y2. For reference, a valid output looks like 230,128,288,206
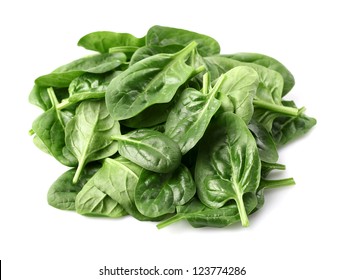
174,41,198,60
109,46,139,53
236,194,249,227
72,160,86,184
202,72,210,95
253,100,299,117
157,214,185,229
47,87,66,128
261,161,286,171
260,177,296,189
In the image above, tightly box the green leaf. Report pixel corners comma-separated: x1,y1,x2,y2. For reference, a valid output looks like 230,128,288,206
165,75,224,154
218,66,259,124
113,129,181,173
47,163,101,210
135,164,196,218
75,164,127,218
249,120,279,163
271,101,317,146
105,42,197,120
35,53,126,87
195,112,261,227
146,25,220,56
65,100,120,183
31,88,77,166
224,52,295,96
78,31,145,53
157,194,257,229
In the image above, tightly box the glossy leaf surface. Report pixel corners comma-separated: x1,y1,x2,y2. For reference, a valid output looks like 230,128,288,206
65,100,120,183
106,42,197,120
113,129,181,173
146,25,220,56
195,112,261,226
135,164,196,218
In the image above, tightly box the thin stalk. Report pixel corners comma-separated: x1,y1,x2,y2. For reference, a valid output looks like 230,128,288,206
260,178,296,189
253,100,299,117
157,214,185,229
47,87,65,128
236,194,249,227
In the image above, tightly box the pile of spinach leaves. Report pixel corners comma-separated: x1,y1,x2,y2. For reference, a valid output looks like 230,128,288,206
29,25,316,228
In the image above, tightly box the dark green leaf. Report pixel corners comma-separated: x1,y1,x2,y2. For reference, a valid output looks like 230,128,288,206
113,129,181,173
146,25,220,56
65,100,120,183
47,163,101,210
135,164,196,218
106,42,197,120
195,112,261,226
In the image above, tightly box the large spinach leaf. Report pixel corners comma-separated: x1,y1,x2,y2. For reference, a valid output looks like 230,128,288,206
65,99,120,183
195,112,261,226
105,42,197,120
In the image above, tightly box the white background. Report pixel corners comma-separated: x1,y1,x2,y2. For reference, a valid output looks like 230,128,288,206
0,0,342,279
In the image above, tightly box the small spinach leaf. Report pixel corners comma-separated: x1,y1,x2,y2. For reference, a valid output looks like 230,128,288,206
165,74,224,154
135,164,196,218
47,163,101,210
218,66,259,124
78,31,145,53
224,53,295,96
249,120,278,163
146,25,220,56
65,99,121,183
35,53,126,88
75,164,127,218
113,129,181,173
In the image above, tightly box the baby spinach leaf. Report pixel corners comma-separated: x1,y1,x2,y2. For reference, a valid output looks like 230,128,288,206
99,157,156,221
47,163,101,210
146,25,220,56
75,164,127,218
218,66,259,124
157,193,257,229
204,56,299,129
113,129,181,173
65,99,121,183
249,120,279,163
130,44,184,65
271,101,317,146
35,53,126,88
195,112,261,227
135,164,196,218
105,42,197,120
224,53,295,96
165,74,224,154
78,31,145,53
32,88,77,166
